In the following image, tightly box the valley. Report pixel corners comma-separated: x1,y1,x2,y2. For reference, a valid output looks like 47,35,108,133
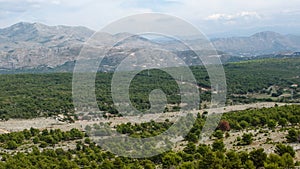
0,22,300,168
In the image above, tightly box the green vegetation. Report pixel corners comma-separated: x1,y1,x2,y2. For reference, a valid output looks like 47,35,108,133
0,57,300,120
222,105,300,130
0,128,297,168
0,73,74,120
239,133,253,145
0,128,83,150
115,104,300,143
116,120,173,138
0,55,299,168
0,104,298,168
286,129,300,143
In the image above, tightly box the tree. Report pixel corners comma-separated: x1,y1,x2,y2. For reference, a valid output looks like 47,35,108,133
140,160,155,169
84,138,91,144
185,132,198,143
240,133,253,145
22,129,32,139
177,161,195,169
239,120,249,129
76,143,81,151
225,151,242,168
39,141,48,148
30,127,39,136
162,152,182,168
198,151,221,169
281,153,294,169
286,129,299,143
100,159,114,169
33,136,40,144
218,120,230,131
266,153,283,166
69,128,84,139
6,140,18,150
244,160,255,169
264,163,280,169
239,151,249,164
275,144,295,157
183,142,196,154
113,158,125,169
250,148,267,168
212,139,225,152
213,130,223,139
278,118,287,127
197,144,211,156
59,159,79,169
32,146,40,155
289,115,299,125
267,119,277,129
42,129,49,136
251,117,261,126
42,135,55,144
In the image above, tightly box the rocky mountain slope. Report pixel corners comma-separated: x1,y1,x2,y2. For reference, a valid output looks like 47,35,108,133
1,22,300,72
0,22,94,70
212,31,300,56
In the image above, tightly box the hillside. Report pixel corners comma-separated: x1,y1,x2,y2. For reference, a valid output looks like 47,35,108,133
0,57,299,120
1,22,300,72
0,104,298,168
212,31,300,56
0,22,94,70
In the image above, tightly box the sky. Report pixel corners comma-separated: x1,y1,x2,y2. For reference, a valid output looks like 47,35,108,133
1,0,300,37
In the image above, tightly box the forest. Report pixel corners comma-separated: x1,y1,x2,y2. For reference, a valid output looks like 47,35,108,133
0,57,299,120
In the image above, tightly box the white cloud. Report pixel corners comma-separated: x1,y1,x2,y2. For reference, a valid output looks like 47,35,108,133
0,0,300,36
205,11,261,21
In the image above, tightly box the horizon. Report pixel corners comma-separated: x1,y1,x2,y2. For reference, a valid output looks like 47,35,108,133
1,0,300,38
1,21,300,39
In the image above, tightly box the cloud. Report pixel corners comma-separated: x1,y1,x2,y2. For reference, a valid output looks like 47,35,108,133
205,11,261,22
0,0,300,36
121,0,181,11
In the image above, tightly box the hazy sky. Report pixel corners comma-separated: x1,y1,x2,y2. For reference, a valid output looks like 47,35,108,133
1,0,300,37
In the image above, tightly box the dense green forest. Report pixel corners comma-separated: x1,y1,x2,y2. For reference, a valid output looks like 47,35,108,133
0,58,299,119
0,105,299,168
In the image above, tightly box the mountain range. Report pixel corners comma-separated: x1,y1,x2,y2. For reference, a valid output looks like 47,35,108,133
212,31,300,56
0,22,300,72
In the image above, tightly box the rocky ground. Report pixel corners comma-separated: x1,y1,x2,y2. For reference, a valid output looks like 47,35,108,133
0,102,299,160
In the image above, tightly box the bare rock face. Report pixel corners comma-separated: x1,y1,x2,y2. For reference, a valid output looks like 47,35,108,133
0,23,202,72
1,22,300,72
0,22,94,70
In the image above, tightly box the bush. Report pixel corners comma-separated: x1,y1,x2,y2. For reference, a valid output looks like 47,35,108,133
39,141,48,148
286,129,300,143
212,139,225,152
6,140,18,150
240,133,253,145
213,130,224,139
275,144,295,157
267,120,277,129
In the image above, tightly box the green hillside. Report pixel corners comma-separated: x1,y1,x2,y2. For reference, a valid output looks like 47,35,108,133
0,58,299,119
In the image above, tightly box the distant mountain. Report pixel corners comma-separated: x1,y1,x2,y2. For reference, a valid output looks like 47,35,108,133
212,31,300,56
0,22,94,70
1,22,300,73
